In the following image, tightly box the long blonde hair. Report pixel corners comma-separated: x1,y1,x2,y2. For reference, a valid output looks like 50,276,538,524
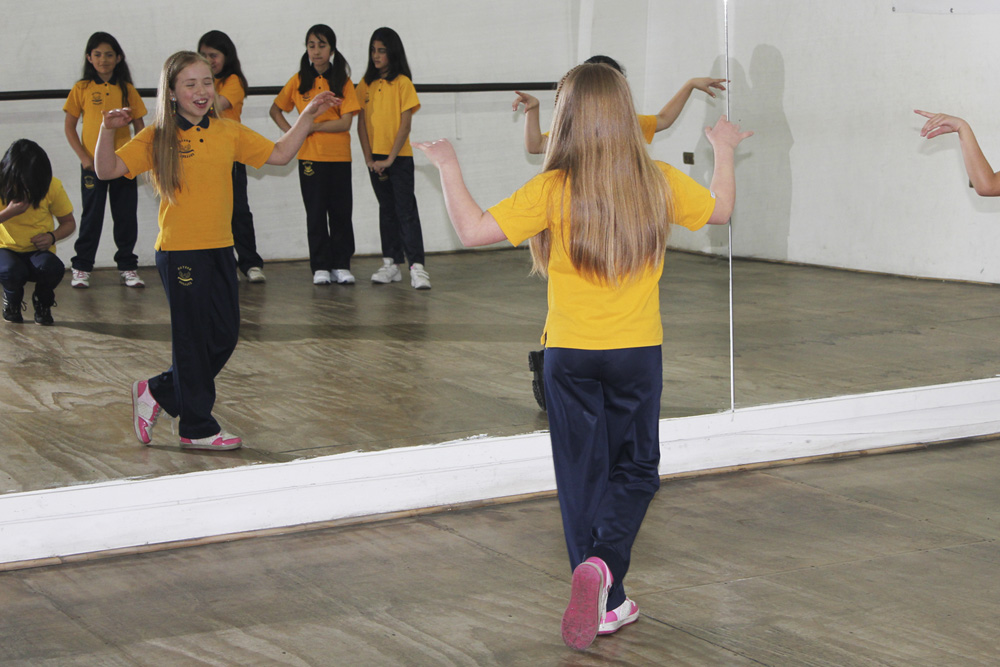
150,51,218,204
530,63,672,286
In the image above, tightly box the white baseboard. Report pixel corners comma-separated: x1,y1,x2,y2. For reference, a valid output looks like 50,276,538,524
4,377,1000,565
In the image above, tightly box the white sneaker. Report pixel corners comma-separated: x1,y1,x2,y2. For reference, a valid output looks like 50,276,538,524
119,270,145,288
333,269,356,284
371,258,401,284
313,270,332,285
71,269,90,288
410,263,431,290
247,267,266,283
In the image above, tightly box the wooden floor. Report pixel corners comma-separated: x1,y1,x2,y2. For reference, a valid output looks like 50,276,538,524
2,436,997,664
4,248,1000,496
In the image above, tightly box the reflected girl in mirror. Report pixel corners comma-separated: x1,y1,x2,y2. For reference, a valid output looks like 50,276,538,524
0,139,76,325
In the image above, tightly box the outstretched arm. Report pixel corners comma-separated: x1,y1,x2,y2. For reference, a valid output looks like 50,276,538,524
94,108,133,180
267,91,340,165
915,109,1000,196
513,91,547,154
705,115,754,224
411,138,506,246
655,77,727,132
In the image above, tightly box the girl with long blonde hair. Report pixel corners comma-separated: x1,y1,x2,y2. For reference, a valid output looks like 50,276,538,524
95,50,338,451
414,63,751,651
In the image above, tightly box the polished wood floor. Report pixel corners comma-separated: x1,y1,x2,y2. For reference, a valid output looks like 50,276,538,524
3,435,997,664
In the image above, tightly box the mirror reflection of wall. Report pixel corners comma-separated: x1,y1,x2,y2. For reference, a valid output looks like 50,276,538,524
728,0,1000,408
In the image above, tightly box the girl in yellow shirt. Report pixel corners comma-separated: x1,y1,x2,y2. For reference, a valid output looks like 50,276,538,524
357,27,429,289
63,32,146,289
414,63,751,650
271,24,361,286
0,140,77,325
97,51,337,452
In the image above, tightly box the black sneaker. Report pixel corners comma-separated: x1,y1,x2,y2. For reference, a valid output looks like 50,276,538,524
528,349,546,412
2,292,24,323
32,293,54,326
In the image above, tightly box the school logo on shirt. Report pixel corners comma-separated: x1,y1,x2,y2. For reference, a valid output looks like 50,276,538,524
83,174,96,190
302,161,315,177
179,139,194,159
177,266,193,287
91,92,104,106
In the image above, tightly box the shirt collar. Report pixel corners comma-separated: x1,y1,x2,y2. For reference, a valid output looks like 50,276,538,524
314,65,332,82
91,74,119,85
175,114,211,130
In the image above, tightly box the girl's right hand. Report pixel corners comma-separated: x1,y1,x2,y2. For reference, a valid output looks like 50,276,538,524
102,108,133,130
914,109,967,139
3,200,30,218
303,91,342,118
411,138,458,169
81,156,94,171
512,91,539,113
705,115,753,150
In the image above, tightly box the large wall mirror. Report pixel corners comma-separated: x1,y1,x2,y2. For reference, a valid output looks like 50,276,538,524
0,0,730,502
728,0,1000,408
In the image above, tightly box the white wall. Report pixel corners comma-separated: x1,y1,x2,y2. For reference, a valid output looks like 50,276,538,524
728,0,1000,282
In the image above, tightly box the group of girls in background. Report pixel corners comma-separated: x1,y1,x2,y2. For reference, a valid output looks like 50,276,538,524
270,24,428,288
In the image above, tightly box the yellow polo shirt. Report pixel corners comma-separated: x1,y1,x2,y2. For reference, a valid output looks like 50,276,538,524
355,74,420,157
0,178,73,253
488,162,715,349
116,116,274,251
63,78,147,156
274,73,361,162
214,74,245,123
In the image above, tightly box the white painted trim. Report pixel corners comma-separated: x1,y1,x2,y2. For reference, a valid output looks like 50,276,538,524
3,377,1000,565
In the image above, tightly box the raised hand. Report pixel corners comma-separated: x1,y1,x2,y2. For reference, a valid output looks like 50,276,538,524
705,115,753,149
411,138,458,169
914,109,966,139
303,91,342,118
101,108,134,130
691,77,728,98
512,91,540,113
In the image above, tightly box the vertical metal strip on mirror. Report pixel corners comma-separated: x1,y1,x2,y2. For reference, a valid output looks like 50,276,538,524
725,0,735,412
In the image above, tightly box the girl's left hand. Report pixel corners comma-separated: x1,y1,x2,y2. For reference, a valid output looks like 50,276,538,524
411,139,457,169
30,231,55,251
102,108,134,129
303,91,342,117
705,115,753,150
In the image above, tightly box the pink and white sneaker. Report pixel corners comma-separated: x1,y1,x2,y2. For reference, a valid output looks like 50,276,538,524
561,556,612,650
599,597,639,634
179,431,242,451
131,380,162,445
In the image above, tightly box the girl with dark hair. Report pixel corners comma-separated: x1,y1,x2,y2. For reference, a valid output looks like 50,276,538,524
270,24,360,285
199,30,266,283
357,27,429,289
64,31,146,289
96,51,337,450
0,139,77,325
414,63,750,650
